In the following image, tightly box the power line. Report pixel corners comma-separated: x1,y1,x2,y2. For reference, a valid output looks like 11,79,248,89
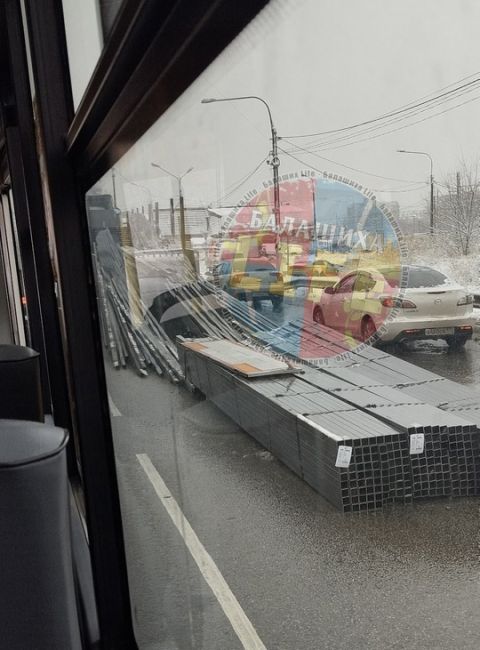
222,155,267,194
284,82,480,152
278,142,420,183
279,147,425,194
290,91,480,154
281,70,480,139
373,184,428,193
216,156,267,204
114,169,153,200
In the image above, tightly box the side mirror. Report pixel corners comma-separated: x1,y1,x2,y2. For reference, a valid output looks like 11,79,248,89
324,285,335,295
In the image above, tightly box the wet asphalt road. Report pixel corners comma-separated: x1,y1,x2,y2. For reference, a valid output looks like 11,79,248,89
257,296,480,387
390,337,480,387
106,304,480,649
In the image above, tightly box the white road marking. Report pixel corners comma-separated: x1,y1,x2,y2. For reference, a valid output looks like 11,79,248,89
108,394,121,417
136,453,267,650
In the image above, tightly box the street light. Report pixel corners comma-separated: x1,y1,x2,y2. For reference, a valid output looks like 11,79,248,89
150,162,194,252
151,162,193,198
201,96,281,263
397,149,434,234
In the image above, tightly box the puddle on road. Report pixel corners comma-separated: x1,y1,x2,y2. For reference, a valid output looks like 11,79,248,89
390,339,480,386
407,339,448,354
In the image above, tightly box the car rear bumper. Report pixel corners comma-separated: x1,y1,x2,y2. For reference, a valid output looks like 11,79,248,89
380,315,475,342
229,288,284,301
286,276,337,289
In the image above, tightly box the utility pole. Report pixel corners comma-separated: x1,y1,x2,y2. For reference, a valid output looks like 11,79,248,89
430,169,434,235
312,178,318,253
456,171,461,233
201,95,281,268
169,198,175,237
112,167,117,208
271,123,280,259
179,192,187,253
154,201,160,238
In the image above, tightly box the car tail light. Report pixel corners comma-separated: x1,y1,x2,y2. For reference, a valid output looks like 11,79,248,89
457,294,473,305
459,325,473,331
274,272,283,282
381,296,417,309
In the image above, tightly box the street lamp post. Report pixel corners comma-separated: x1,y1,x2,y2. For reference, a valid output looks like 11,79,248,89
397,149,434,234
201,96,281,264
150,162,194,251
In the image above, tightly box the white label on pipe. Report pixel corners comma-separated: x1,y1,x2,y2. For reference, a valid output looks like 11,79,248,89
410,433,425,455
335,445,353,468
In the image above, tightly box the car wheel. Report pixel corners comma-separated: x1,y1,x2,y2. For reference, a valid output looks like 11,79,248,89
313,306,325,325
446,334,469,349
272,296,284,312
231,291,246,302
361,316,377,342
389,341,408,354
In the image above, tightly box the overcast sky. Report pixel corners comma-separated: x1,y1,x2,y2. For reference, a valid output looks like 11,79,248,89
95,0,480,216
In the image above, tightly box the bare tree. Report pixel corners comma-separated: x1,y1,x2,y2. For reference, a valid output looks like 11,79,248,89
436,159,480,255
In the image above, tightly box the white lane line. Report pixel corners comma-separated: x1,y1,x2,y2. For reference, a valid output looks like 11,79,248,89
108,393,122,417
136,453,267,650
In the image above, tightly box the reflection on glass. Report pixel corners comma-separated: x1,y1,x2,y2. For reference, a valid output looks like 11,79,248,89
86,1,480,647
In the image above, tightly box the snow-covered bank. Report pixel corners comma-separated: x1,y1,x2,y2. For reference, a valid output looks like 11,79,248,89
409,251,480,295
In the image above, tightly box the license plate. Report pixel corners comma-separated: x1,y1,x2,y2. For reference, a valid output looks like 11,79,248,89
425,327,454,335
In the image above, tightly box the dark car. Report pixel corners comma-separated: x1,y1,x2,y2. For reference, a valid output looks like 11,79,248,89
210,257,284,310
149,281,225,341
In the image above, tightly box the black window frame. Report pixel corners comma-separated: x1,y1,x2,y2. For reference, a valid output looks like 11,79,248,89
2,0,270,648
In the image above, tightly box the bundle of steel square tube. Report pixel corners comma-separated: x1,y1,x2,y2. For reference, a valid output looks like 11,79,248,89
178,322,480,511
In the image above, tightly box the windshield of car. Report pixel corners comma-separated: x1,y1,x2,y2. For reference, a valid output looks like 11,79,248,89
245,261,276,272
